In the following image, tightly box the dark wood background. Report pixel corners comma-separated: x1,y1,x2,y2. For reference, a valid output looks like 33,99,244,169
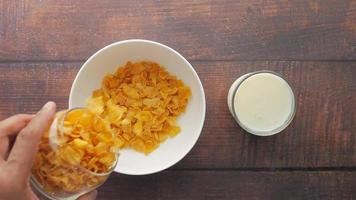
1,0,356,199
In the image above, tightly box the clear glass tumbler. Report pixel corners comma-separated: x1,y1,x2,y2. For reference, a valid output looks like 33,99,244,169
31,108,118,200
227,70,296,136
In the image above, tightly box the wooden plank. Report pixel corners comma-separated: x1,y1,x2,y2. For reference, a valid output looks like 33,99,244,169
96,171,356,200
0,63,76,114
0,0,355,61
0,61,355,168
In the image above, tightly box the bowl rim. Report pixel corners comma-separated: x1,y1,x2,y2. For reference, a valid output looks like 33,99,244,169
68,39,206,175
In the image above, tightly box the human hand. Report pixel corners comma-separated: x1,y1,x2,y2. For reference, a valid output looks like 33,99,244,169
0,102,97,200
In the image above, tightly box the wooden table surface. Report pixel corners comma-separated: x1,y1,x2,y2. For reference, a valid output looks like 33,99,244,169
1,0,356,199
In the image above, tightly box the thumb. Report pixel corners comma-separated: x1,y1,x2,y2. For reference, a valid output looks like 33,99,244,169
6,101,56,179
77,190,98,200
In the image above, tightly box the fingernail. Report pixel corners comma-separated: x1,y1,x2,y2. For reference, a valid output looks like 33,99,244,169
42,101,55,111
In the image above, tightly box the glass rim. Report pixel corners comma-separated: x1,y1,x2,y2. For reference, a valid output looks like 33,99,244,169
230,70,297,136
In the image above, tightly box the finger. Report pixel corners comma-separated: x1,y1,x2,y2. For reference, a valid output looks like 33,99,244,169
6,102,56,178
1,135,17,161
77,190,98,200
0,137,9,163
0,114,34,137
0,114,33,161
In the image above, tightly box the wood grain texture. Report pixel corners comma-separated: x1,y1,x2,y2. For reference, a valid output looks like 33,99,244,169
0,0,355,61
96,171,356,200
1,0,355,198
0,61,355,169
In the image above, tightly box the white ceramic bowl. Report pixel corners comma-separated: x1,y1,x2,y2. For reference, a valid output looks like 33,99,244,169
69,39,206,175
